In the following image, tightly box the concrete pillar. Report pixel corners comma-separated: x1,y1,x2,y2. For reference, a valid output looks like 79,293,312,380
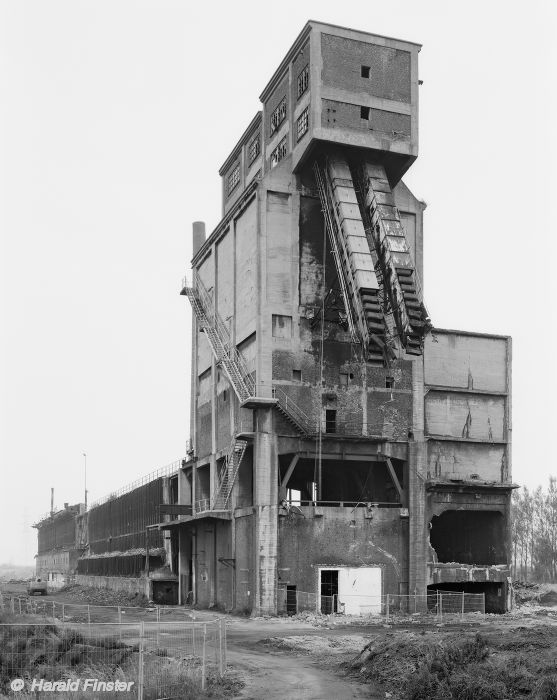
408,356,428,600
253,406,279,615
178,528,192,605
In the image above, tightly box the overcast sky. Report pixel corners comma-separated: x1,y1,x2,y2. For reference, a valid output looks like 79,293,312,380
1,1,555,565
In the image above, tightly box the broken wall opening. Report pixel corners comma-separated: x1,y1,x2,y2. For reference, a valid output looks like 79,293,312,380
427,582,506,614
430,510,506,565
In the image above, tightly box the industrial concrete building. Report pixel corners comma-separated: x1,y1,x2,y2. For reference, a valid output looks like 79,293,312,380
34,21,512,614
34,503,86,588
171,21,513,615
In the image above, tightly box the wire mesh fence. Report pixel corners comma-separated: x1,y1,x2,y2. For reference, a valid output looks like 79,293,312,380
0,592,194,625
0,619,226,699
277,588,486,620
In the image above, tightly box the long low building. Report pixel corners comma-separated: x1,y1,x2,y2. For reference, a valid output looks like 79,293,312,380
33,460,186,603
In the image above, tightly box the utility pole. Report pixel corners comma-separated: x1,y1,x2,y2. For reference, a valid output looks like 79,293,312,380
82,453,87,511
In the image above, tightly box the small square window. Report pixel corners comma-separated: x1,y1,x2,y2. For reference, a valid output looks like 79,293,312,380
339,372,349,386
360,106,370,120
292,369,302,382
272,314,292,338
385,376,395,389
361,66,370,78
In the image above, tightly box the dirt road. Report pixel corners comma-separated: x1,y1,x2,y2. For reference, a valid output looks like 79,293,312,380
228,645,373,700
1,583,377,698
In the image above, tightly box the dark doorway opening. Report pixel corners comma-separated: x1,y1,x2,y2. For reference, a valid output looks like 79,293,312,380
321,569,339,613
427,582,506,614
152,580,178,605
286,585,297,615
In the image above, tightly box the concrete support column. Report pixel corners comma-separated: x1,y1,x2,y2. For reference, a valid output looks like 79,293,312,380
253,406,279,616
408,356,428,600
178,528,192,605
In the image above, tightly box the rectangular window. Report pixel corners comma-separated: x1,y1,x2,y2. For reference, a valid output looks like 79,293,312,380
297,64,309,99
270,137,287,168
361,65,371,78
385,376,395,389
272,314,292,338
248,135,260,164
292,369,302,382
325,409,337,434
227,164,240,195
270,97,287,134
296,107,309,142
360,106,370,120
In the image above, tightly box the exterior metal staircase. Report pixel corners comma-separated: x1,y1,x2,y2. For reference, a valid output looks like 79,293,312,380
272,386,316,437
212,436,249,510
182,271,314,438
182,270,255,403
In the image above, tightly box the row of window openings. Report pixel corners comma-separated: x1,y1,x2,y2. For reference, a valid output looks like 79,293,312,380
269,108,308,170
209,374,394,396
231,62,369,191
290,369,395,389
226,135,261,198
270,64,309,136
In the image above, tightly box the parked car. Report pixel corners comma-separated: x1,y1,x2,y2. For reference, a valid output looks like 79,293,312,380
27,578,48,596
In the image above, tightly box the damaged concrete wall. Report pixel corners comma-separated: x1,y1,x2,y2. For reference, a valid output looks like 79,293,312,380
424,330,511,484
278,506,407,597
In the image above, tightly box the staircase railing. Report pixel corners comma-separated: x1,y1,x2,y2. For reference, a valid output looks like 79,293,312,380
182,271,256,401
272,386,316,436
212,434,248,510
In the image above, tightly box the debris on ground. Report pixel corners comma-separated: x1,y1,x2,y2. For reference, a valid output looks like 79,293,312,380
514,581,557,607
56,584,149,608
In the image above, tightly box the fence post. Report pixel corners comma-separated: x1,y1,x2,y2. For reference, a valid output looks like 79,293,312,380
137,622,145,700
156,606,160,646
10,597,15,614
222,618,227,672
461,591,465,620
87,604,91,626
18,598,22,615
52,601,55,618
386,594,390,622
61,603,65,623
201,623,207,690
0,591,3,611
218,619,223,675
439,594,443,622
192,622,196,657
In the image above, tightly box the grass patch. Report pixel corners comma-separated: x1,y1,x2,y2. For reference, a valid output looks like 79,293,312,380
0,619,238,699
350,626,557,699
